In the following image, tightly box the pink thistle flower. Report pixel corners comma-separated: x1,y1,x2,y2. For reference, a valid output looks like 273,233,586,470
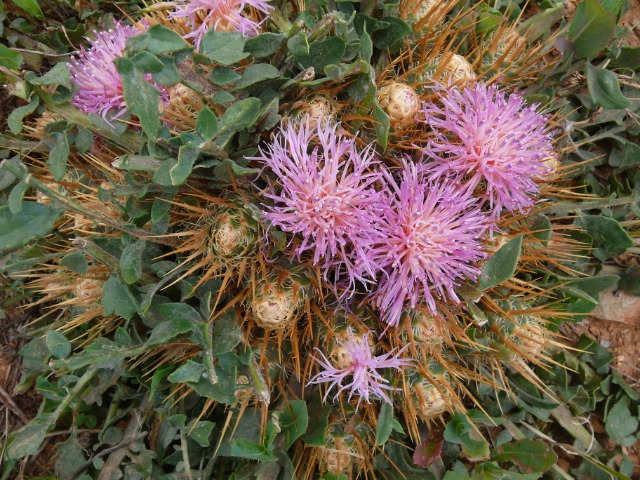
169,0,273,49
309,331,412,409
69,22,167,120
371,162,488,327
251,118,387,291
421,82,554,217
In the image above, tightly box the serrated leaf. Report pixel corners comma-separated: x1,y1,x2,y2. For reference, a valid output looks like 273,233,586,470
47,131,69,181
8,96,39,135
568,0,616,59
46,330,71,359
201,31,249,65
120,240,146,284
490,440,557,472
280,400,309,449
0,202,59,250
478,235,522,290
102,276,138,320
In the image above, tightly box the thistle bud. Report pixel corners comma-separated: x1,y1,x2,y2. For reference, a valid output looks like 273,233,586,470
410,312,444,345
250,278,302,330
411,376,450,420
439,54,475,83
328,328,374,369
514,318,547,357
323,434,355,476
378,82,420,124
73,278,103,306
490,27,527,64
209,207,257,264
291,95,336,128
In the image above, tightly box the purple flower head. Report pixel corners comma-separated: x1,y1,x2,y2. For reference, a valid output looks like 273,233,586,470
250,117,387,292
371,161,488,327
309,330,412,409
421,82,555,217
69,22,167,120
169,0,273,49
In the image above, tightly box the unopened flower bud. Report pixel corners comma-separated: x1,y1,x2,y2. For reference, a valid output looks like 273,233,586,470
378,82,420,124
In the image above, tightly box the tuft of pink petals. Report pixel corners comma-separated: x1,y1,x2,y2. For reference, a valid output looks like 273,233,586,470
169,0,273,49
371,162,488,327
421,82,554,217
251,118,387,291
309,331,412,409
69,22,142,119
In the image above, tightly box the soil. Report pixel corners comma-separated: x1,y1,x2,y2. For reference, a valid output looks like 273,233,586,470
621,0,640,48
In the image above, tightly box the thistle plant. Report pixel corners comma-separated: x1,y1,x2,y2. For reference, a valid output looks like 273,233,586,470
1,1,638,479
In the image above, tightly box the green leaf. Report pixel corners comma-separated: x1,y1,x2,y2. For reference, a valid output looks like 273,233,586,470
586,63,630,109
60,251,88,274
234,64,281,89
211,310,242,355
129,25,189,54
443,413,490,461
606,397,639,446
559,275,619,298
24,62,71,89
216,97,261,141
102,276,138,320
170,144,200,185
213,158,261,183
120,240,146,284
280,400,309,449
8,96,39,135
372,98,390,151
168,359,206,383
372,17,412,52
478,235,523,290
360,25,373,63
531,214,552,243
201,31,249,65
132,51,165,73
45,330,71,359
568,0,616,59
187,420,215,448
294,37,346,75
231,439,278,462
490,440,557,472
8,180,28,214
209,66,242,86
196,107,218,141
157,302,203,323
55,433,87,479
245,32,286,58
375,402,394,446
145,318,194,347
0,44,23,70
578,215,633,260
0,202,59,250
301,397,331,446
6,413,55,459
47,131,69,181
287,32,310,56
12,0,44,20
116,57,161,138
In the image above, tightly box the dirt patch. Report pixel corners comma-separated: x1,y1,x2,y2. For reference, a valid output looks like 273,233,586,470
621,0,640,47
